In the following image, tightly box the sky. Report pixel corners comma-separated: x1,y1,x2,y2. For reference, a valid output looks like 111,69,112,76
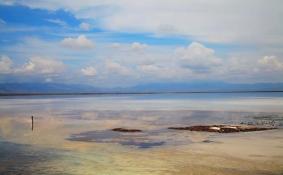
0,0,283,87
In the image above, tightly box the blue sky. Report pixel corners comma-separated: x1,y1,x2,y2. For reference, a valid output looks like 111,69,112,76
0,0,283,87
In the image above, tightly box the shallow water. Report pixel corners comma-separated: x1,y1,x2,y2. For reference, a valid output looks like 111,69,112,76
0,92,283,175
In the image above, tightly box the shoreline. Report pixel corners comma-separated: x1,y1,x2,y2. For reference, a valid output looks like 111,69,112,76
1,90,283,97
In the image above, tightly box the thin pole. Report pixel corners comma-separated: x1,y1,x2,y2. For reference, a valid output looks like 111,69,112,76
31,116,34,131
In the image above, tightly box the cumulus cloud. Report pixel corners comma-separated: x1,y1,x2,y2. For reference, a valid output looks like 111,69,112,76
21,56,65,74
79,22,91,31
258,56,283,71
0,55,13,74
105,60,131,76
2,32,283,85
1,55,66,75
61,35,94,49
81,66,97,76
175,42,222,72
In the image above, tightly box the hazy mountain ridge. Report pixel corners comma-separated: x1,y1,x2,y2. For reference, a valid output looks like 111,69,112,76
128,82,283,92
0,83,101,93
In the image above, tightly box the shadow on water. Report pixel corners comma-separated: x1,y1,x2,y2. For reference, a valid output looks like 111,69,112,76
67,129,168,149
120,141,166,148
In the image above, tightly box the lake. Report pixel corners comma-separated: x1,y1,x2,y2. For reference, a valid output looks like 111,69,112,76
0,92,283,175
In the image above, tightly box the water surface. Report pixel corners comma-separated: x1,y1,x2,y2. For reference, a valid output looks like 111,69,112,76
0,92,283,175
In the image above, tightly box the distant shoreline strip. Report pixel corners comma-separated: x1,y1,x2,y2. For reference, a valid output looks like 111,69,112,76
0,90,283,96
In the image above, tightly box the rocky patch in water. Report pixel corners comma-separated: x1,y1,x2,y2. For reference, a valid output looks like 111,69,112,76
168,125,276,133
111,128,142,132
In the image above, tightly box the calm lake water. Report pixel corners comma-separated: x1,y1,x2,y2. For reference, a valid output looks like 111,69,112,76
0,92,283,175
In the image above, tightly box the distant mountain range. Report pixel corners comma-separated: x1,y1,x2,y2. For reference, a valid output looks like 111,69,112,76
128,82,283,92
0,83,100,94
0,82,283,94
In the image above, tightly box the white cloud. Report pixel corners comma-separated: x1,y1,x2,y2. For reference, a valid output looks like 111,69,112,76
258,56,283,71
81,66,97,76
3,37,97,61
61,35,94,49
105,60,131,76
101,0,283,45
175,42,222,72
2,33,283,85
138,64,183,79
79,22,91,31
0,55,13,74
138,64,160,73
46,18,67,27
131,42,147,51
21,56,65,74
138,64,163,78
5,0,283,45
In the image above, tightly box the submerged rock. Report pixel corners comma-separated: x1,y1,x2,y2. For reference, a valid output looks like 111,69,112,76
111,128,142,132
168,125,276,133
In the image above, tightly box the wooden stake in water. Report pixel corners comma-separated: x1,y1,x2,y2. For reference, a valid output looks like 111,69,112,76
31,116,34,131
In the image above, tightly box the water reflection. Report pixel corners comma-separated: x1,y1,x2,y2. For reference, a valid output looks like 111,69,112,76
0,94,283,175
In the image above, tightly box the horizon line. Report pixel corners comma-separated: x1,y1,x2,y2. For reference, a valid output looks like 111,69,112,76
1,90,283,96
